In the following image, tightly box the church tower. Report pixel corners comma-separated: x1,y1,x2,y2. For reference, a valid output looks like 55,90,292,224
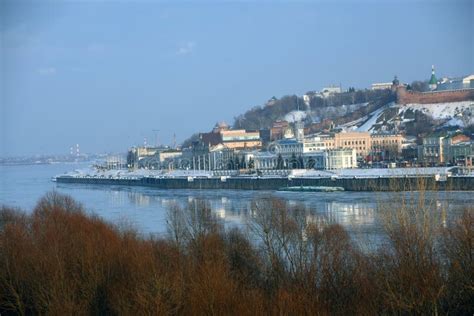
391,75,400,92
429,65,438,91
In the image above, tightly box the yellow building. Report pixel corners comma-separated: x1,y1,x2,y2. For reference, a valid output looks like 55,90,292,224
334,132,371,157
370,134,403,154
220,130,262,150
304,131,403,158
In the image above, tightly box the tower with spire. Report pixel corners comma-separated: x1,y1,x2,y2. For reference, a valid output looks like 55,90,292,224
429,65,438,91
295,98,305,142
295,120,304,142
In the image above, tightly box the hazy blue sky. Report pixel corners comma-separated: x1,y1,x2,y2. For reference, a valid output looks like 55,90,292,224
1,0,473,156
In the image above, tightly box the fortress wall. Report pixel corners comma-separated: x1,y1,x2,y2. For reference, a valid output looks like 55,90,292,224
396,87,474,105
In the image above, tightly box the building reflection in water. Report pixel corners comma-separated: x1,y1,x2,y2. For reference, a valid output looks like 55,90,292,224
127,191,151,207
122,191,378,231
322,203,375,226
75,187,471,237
103,189,129,206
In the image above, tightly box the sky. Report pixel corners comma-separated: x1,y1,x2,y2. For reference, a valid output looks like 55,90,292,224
1,0,473,156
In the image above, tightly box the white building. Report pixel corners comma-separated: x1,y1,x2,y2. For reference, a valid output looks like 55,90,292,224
324,149,357,170
371,82,393,90
462,74,474,86
321,85,342,98
273,139,304,155
303,135,328,153
251,148,357,170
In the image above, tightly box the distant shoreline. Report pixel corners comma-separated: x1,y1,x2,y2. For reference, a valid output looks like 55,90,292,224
0,162,53,166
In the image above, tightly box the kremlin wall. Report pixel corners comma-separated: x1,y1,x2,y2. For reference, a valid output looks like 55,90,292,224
395,85,474,105
393,67,474,105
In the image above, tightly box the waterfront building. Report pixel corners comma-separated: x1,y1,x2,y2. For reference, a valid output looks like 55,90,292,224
200,126,262,151
220,129,262,150
418,132,471,165
333,131,371,157
303,131,403,159
370,133,404,157
273,138,304,156
182,142,236,171
448,141,474,166
127,146,168,169
249,151,278,170
324,148,357,170
158,149,182,163
135,146,160,158
135,149,182,170
104,155,127,170
418,134,446,165
303,133,340,152
251,148,356,170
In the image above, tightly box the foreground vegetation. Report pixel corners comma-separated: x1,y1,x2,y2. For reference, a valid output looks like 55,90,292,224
0,192,472,315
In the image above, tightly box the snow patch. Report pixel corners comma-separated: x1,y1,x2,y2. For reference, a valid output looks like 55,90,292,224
284,110,307,123
356,106,387,132
400,101,474,125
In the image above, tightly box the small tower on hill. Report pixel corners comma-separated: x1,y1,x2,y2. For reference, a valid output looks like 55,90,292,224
391,75,400,92
429,65,438,91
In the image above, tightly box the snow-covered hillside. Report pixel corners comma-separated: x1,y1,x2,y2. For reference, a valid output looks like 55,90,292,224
400,101,474,126
356,105,389,132
338,100,473,133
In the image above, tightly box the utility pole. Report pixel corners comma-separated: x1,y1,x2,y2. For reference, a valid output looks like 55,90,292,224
152,129,160,147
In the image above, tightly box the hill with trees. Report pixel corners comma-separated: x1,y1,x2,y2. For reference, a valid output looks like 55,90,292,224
232,89,393,131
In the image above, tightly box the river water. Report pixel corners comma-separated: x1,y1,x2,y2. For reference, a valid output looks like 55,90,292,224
1,163,473,242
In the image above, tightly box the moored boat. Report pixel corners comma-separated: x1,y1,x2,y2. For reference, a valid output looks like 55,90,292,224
278,186,344,192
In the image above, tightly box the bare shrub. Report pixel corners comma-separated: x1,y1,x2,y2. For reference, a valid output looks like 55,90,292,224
376,183,446,314
441,209,474,314
0,192,472,315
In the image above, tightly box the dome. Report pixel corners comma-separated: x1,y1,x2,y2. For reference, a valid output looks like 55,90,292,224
216,121,229,128
213,121,230,133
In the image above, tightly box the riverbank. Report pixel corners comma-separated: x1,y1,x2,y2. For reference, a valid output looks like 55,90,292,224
1,192,472,315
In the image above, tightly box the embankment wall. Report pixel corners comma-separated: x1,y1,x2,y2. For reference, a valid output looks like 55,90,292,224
56,176,474,191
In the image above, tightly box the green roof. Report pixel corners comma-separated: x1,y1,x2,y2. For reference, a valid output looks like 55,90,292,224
429,66,437,85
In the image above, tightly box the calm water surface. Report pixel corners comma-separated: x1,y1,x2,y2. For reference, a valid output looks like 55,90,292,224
1,163,472,241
